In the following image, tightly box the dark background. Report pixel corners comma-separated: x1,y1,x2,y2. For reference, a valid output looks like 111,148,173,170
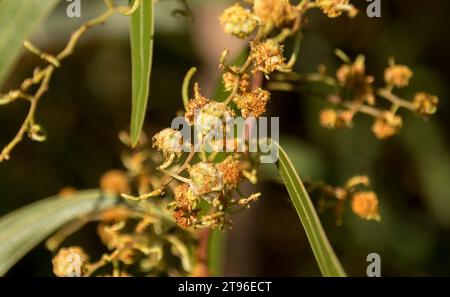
1,0,450,276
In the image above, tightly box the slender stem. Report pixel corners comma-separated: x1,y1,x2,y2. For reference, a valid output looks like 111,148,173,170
0,66,54,162
56,8,116,61
377,88,414,111
0,2,137,163
341,101,382,118
182,67,197,111
222,27,265,105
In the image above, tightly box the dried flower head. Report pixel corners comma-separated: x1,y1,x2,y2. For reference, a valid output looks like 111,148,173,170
222,69,250,92
337,56,375,105
351,191,380,221
171,184,201,229
52,246,89,277
174,183,199,211
216,156,241,189
316,0,357,18
173,207,200,229
194,101,235,135
189,162,224,196
152,128,183,168
384,64,413,88
253,0,293,27
251,39,286,75
236,88,270,118
371,112,403,139
220,3,259,38
413,92,439,116
100,170,130,194
152,128,183,156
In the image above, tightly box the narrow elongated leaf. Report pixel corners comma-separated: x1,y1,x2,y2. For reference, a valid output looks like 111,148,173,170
0,0,60,87
274,142,346,276
0,190,117,276
130,0,155,147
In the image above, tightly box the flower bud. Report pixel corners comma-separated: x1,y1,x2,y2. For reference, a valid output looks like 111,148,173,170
236,88,270,118
216,156,241,189
189,162,224,196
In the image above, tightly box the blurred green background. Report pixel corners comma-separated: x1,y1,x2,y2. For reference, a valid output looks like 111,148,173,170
1,0,450,276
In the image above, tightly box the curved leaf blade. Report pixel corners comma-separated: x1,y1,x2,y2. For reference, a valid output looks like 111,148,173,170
0,0,60,88
274,142,346,276
0,190,117,276
129,0,155,147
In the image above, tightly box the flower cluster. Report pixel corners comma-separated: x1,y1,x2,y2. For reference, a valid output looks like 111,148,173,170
315,54,439,139
50,138,200,277
51,205,198,276
310,175,381,224
124,0,372,231
22,0,442,277
49,3,435,276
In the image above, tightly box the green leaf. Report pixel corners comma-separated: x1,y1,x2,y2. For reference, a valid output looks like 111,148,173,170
129,0,155,147
0,0,60,88
274,141,346,276
208,229,225,276
0,190,117,276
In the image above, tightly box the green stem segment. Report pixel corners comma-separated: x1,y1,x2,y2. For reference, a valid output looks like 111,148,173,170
182,67,197,111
